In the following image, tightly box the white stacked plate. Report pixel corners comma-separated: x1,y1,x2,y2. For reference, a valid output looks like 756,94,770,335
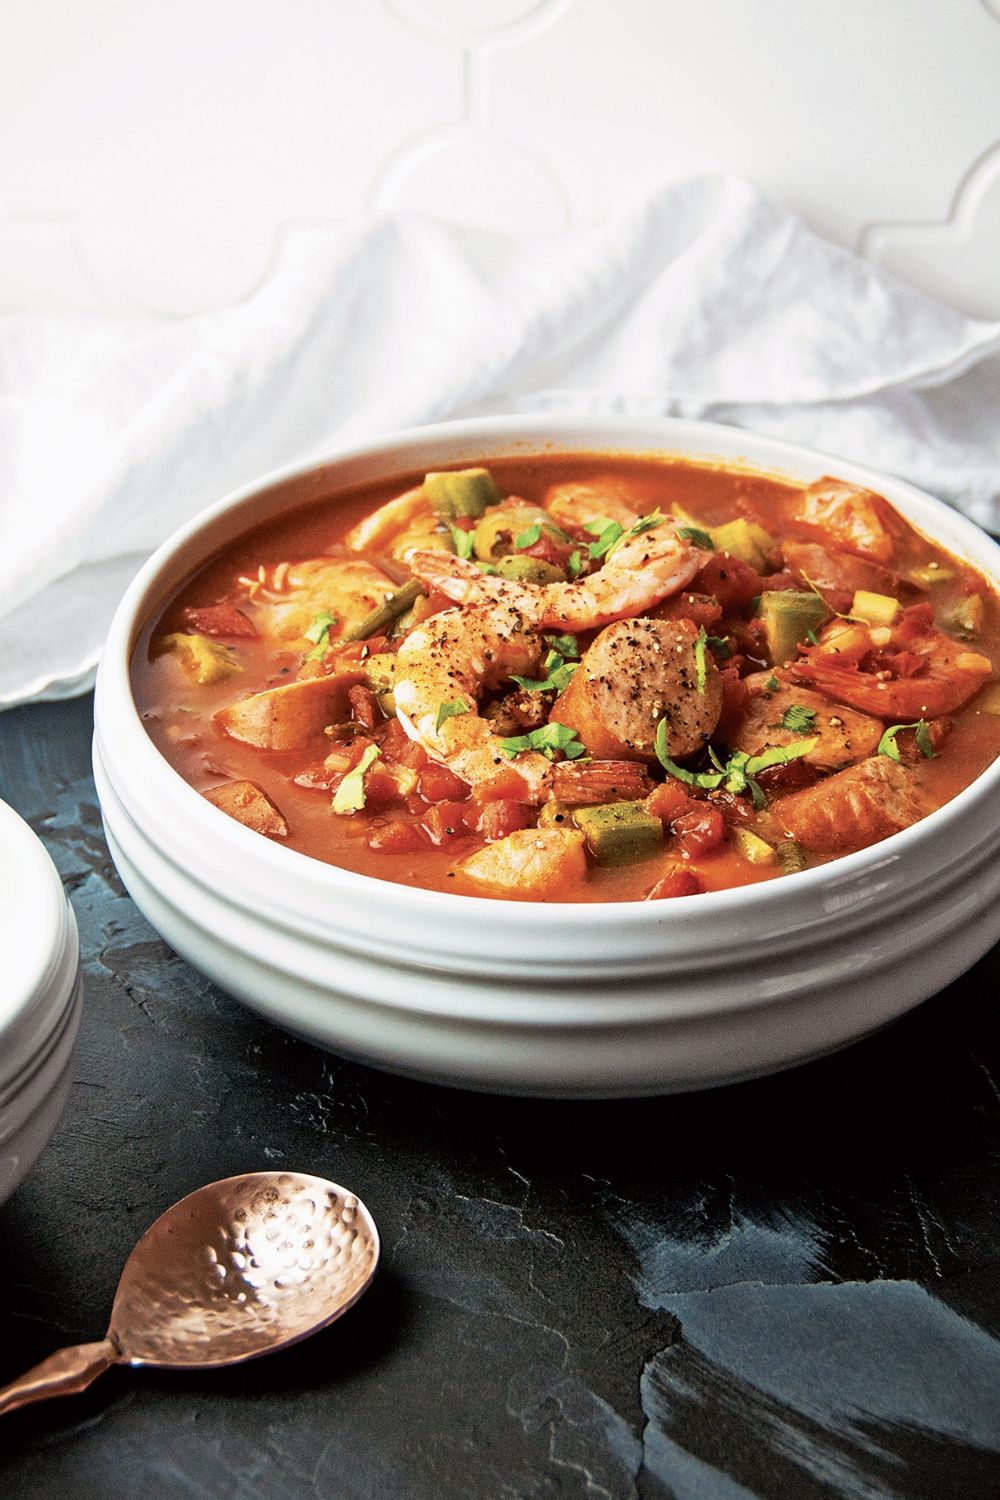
0,799,82,1203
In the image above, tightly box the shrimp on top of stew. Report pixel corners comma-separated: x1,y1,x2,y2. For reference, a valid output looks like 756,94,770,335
134,456,1000,901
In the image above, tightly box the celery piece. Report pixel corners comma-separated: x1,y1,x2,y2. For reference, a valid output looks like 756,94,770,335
424,468,502,520
850,590,900,627
709,517,774,570
759,590,828,667
777,840,807,875
943,594,984,638
907,562,954,588
572,800,663,866
342,580,423,642
975,682,1000,716
157,632,242,686
732,828,778,866
494,555,564,585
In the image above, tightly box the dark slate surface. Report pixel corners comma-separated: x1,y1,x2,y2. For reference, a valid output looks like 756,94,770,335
2,693,999,1499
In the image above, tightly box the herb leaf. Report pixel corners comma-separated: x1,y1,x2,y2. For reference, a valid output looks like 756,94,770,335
448,524,475,560
566,550,583,580
676,526,715,551
332,744,380,814
706,635,732,660
436,700,469,732
303,611,337,660
585,521,625,561
878,719,938,762
781,704,817,734
544,633,580,659
515,523,542,550
511,651,579,695
500,722,587,761
654,719,818,805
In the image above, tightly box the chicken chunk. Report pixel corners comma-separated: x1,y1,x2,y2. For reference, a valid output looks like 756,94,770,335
453,827,587,900
731,676,882,771
259,558,397,641
774,756,932,853
554,617,722,761
203,780,289,839
215,673,362,751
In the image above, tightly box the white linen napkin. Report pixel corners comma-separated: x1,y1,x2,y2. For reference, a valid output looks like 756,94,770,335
3,174,999,708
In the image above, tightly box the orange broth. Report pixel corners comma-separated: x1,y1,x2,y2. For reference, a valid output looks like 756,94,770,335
132,454,1000,901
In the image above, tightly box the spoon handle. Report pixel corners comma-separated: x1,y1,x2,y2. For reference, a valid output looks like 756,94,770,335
0,1338,118,1417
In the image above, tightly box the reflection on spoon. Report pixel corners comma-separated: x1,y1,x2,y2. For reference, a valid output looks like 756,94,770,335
0,1171,379,1416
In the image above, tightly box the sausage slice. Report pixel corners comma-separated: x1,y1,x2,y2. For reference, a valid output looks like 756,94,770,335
554,618,722,762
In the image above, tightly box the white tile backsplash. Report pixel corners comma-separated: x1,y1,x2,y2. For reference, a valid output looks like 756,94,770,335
3,0,999,317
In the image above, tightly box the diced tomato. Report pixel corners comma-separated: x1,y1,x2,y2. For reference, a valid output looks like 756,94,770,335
475,798,535,841
652,592,723,630
754,759,816,794
644,866,705,900
897,602,935,638
714,665,751,741
645,781,698,825
348,684,379,731
672,804,726,858
183,603,257,639
523,534,572,569
396,738,429,771
419,763,471,803
379,717,410,755
367,819,428,854
345,736,378,768
709,790,756,827
422,801,478,844
732,617,770,664
693,552,765,614
759,568,797,593
362,764,405,810
476,766,532,802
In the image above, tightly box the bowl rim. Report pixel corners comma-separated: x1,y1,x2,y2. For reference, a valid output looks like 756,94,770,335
97,412,1000,924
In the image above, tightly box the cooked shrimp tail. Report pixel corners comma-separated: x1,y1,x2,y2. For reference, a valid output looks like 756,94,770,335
407,519,701,632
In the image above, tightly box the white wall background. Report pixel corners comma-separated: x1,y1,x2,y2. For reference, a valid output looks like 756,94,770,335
2,0,999,320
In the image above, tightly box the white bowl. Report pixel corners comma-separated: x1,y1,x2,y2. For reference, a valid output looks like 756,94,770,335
93,417,1000,1097
0,800,83,1201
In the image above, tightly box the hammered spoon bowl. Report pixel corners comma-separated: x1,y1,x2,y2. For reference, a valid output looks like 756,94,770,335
0,1171,379,1416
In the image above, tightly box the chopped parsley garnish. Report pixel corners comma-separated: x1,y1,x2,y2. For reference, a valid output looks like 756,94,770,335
544,633,580,659
566,550,583,580
655,719,817,808
448,524,475,560
511,650,579,695
676,526,715,551
500,722,587,762
764,675,780,692
694,626,709,696
332,744,380,814
706,635,732,660
781,704,817,734
584,518,626,561
303,611,337,660
606,509,666,557
805,628,820,646
436,700,469,732
515,523,542,549
877,719,938,762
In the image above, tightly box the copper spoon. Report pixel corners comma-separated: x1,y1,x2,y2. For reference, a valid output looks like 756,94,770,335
0,1171,379,1417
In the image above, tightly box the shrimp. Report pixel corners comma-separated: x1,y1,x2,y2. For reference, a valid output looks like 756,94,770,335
392,600,555,798
785,616,994,718
406,519,701,632
251,557,396,641
792,478,897,564
544,478,642,532
391,600,655,804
